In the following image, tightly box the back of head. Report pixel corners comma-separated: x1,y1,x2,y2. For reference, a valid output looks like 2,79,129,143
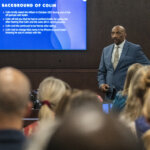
68,90,101,109
123,63,143,95
124,66,150,121
46,105,141,150
38,77,70,120
0,67,30,116
56,90,102,118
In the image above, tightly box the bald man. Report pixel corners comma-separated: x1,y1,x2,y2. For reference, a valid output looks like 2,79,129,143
98,25,150,100
0,67,32,150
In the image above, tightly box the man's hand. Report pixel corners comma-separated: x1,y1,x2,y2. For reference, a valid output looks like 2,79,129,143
100,84,110,93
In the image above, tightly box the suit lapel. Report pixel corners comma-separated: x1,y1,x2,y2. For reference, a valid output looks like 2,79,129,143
115,40,129,70
108,44,114,68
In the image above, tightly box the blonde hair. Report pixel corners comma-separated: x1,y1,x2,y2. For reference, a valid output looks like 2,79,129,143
122,63,142,96
123,66,150,121
38,77,70,120
143,89,150,121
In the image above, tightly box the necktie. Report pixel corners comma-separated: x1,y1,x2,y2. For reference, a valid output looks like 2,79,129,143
113,46,119,69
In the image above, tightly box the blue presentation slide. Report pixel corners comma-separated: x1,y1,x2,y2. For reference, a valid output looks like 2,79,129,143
0,0,86,50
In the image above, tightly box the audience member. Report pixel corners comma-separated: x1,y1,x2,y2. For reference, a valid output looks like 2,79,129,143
26,104,142,150
134,89,150,146
0,67,31,150
24,77,70,136
134,90,150,139
120,66,150,135
56,89,102,118
112,63,142,113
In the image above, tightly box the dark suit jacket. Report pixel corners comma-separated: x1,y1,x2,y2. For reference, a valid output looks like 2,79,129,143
0,130,26,150
98,40,150,100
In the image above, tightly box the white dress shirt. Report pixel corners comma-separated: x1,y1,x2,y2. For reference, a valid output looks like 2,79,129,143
111,40,125,64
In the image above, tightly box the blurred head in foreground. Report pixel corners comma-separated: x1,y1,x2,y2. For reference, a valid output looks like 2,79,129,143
0,67,31,129
47,105,141,150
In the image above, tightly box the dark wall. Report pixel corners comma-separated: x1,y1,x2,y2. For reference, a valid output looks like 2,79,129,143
0,0,150,94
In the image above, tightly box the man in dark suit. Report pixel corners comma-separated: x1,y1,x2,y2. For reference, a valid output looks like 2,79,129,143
98,25,150,100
